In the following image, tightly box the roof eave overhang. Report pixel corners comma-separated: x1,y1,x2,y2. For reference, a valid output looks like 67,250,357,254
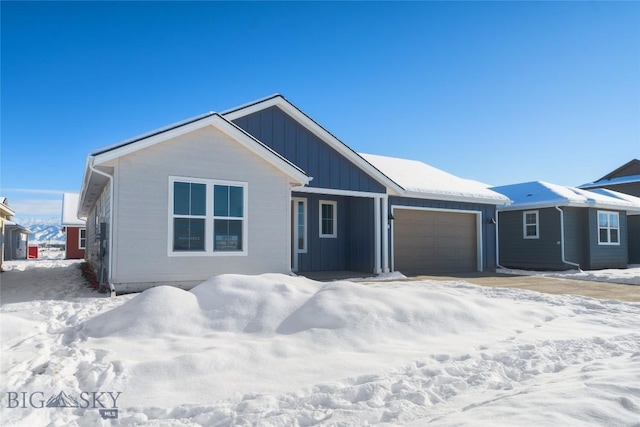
0,204,15,217
78,113,310,218
497,200,640,212
402,190,511,206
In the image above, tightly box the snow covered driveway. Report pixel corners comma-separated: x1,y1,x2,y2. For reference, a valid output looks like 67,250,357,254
1,261,639,426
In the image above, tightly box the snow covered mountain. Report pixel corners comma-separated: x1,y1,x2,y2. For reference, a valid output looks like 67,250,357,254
13,217,64,244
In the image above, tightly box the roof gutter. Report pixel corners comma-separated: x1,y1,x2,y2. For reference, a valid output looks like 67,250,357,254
554,206,581,271
89,159,116,297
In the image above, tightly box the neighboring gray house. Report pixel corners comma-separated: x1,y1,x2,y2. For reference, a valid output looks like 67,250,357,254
491,181,640,271
78,95,509,293
1,198,16,270
4,222,31,261
1,198,31,264
579,159,640,264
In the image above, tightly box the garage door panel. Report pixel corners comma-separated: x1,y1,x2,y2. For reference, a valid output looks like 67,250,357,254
394,209,477,274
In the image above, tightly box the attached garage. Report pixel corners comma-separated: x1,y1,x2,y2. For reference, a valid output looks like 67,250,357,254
392,207,481,274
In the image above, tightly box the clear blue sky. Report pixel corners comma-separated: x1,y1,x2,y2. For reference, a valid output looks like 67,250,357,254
2,1,639,219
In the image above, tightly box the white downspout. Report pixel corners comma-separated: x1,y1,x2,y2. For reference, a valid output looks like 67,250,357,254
374,196,382,274
495,210,506,270
554,206,581,271
89,159,116,297
381,195,389,273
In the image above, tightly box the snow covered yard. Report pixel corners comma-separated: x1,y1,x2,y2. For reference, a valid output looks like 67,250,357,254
499,265,640,286
1,261,639,426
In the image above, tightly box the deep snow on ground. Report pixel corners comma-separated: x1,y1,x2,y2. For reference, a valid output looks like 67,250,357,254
499,265,640,286
1,261,639,426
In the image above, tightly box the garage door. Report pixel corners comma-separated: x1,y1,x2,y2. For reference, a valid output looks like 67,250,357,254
393,208,478,274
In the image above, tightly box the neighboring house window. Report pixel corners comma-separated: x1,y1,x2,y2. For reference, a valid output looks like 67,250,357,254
169,177,247,255
78,228,86,250
319,200,337,238
597,211,620,245
523,210,539,239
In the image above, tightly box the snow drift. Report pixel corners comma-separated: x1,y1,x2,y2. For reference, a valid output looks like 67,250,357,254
2,265,639,426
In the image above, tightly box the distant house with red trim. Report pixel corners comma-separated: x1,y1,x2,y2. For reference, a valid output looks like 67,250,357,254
61,193,86,259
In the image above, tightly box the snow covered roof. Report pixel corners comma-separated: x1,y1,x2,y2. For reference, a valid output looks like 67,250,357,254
4,221,31,233
61,193,85,226
0,197,15,217
360,153,511,205
579,174,640,189
491,181,640,212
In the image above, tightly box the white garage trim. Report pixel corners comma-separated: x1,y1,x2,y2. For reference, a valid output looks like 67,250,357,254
390,206,483,273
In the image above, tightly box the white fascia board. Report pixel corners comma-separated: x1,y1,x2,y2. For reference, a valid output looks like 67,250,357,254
93,117,219,165
212,116,309,185
497,200,640,213
497,201,567,211
92,114,308,186
292,186,385,199
77,155,95,219
0,203,15,217
224,96,405,195
403,190,511,207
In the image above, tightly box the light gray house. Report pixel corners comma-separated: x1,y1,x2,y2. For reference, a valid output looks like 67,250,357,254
78,95,510,293
1,198,31,264
491,181,640,271
1,198,17,269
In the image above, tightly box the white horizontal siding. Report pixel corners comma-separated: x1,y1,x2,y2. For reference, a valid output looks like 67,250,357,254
111,126,293,288
85,181,111,272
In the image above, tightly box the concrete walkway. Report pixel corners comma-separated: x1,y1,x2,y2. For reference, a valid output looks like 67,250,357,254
409,272,640,302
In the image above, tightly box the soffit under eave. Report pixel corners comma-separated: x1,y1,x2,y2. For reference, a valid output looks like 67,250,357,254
78,169,111,218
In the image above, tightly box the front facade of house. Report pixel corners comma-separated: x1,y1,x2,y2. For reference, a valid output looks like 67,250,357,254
78,95,509,293
579,160,640,264
492,181,640,271
61,193,86,260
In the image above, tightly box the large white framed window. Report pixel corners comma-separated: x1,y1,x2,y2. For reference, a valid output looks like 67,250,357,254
597,211,620,245
319,200,337,238
169,177,248,256
523,210,539,239
78,228,86,250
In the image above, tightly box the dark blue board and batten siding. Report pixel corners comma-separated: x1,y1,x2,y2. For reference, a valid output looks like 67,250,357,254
498,207,628,270
390,197,498,272
292,193,375,273
234,106,384,273
587,209,628,270
232,106,386,194
498,208,564,270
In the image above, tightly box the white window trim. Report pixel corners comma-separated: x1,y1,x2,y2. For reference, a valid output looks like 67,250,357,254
597,210,620,246
168,176,248,257
293,197,307,254
523,210,539,239
319,200,337,238
78,228,86,250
